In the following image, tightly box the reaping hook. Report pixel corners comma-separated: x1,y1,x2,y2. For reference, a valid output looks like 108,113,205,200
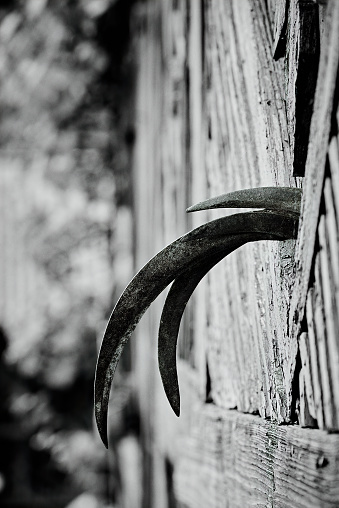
95,187,301,447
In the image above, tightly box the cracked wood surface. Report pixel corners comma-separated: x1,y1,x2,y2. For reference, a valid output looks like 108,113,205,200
130,0,339,506
203,0,299,424
174,403,339,508
290,0,339,433
291,0,339,330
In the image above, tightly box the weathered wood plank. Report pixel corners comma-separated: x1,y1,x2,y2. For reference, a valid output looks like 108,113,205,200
186,0,209,402
131,1,339,507
303,206,339,430
305,290,326,427
132,2,196,506
297,90,339,434
328,136,339,227
285,0,320,176
291,0,339,334
202,0,298,424
174,404,339,508
249,0,294,182
313,255,335,428
300,165,339,430
318,200,339,425
299,331,318,424
323,175,339,293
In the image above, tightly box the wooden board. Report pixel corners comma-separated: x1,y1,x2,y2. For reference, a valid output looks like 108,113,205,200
130,0,339,506
202,0,299,424
291,0,339,335
174,404,339,508
285,0,320,176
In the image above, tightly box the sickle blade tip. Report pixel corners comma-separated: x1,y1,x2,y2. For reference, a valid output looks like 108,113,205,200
96,426,108,449
187,187,302,215
98,422,109,449
186,203,208,213
186,206,194,213
164,385,181,417
95,416,108,448
172,401,180,417
95,394,109,448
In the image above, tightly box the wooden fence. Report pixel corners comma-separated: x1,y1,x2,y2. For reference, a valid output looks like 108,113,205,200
112,1,339,506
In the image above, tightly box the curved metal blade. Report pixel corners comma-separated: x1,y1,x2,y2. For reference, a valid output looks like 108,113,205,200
95,210,298,447
186,187,302,216
158,235,256,416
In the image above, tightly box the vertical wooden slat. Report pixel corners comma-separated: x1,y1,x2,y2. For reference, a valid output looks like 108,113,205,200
132,0,339,505
319,190,339,425
306,287,325,427
291,0,339,333
314,251,336,428
323,175,339,287
285,0,320,176
299,332,317,423
328,137,339,221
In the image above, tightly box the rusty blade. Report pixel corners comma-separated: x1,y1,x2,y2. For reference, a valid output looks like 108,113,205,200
95,210,298,447
158,235,256,417
186,187,302,216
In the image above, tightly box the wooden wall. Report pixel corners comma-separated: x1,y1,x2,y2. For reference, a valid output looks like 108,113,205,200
128,0,339,506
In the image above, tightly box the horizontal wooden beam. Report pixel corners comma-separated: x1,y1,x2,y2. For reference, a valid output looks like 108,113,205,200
174,404,339,508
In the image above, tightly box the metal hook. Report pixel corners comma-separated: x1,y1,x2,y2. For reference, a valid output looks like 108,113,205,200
95,187,301,447
186,187,301,216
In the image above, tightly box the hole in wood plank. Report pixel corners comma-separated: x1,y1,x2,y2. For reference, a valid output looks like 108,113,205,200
205,359,213,403
316,454,329,469
207,117,212,140
290,349,302,423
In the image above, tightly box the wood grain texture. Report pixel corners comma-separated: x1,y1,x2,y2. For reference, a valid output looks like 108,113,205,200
300,132,339,431
292,2,339,433
174,404,339,508
203,0,298,424
285,0,320,176
299,332,318,427
291,0,339,335
130,0,339,506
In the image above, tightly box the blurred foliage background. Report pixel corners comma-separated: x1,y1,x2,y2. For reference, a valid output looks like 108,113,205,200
0,0,138,506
